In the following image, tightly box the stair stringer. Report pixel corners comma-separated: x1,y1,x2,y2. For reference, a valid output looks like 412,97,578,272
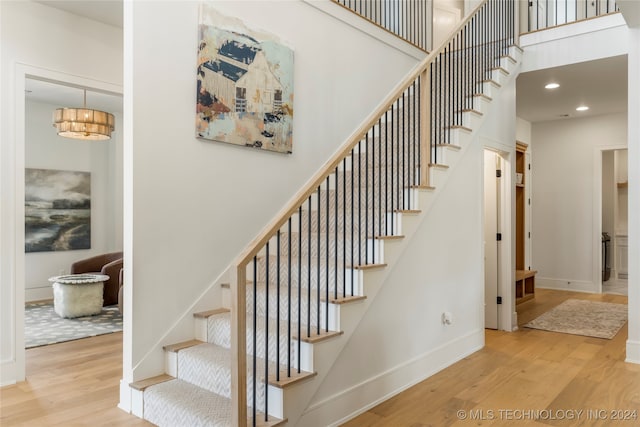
279,49,523,427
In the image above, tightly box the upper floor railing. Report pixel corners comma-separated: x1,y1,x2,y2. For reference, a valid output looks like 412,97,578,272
332,0,431,51
526,0,619,32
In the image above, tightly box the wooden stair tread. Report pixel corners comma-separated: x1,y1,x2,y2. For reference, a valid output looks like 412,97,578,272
482,79,502,87
501,54,517,63
395,209,421,215
492,66,509,74
510,44,524,53
350,263,387,270
435,143,462,151
459,108,483,116
429,163,449,169
471,93,492,101
375,234,405,240
268,369,317,389
411,185,436,190
255,415,287,427
130,374,174,391
193,307,230,318
446,125,472,132
321,294,367,304
163,339,205,353
294,329,344,344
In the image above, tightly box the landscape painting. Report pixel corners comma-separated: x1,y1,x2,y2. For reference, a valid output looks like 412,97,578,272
196,6,294,153
25,168,91,253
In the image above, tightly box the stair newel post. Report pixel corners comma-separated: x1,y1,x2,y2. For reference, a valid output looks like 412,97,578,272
230,264,247,427
419,67,431,187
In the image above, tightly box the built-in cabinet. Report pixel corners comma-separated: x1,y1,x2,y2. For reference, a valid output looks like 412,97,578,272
516,142,536,304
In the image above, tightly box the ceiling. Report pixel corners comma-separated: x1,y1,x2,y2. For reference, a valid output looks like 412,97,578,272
516,55,628,123
34,0,123,28
26,78,123,114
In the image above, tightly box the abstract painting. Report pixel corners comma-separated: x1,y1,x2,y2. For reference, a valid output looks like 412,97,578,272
196,6,294,153
25,168,91,253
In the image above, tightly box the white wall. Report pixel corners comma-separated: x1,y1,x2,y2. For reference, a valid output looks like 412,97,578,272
24,99,123,302
520,13,628,72
302,125,486,426
626,27,640,364
531,113,627,293
124,0,420,383
516,116,532,145
0,1,122,385
297,62,519,426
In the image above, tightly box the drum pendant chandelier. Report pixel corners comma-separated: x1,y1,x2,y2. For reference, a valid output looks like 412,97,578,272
53,89,115,140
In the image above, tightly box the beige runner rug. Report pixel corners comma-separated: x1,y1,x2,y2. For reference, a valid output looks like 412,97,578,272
524,299,627,339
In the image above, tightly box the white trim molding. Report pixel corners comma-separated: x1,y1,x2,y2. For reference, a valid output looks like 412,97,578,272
298,329,484,427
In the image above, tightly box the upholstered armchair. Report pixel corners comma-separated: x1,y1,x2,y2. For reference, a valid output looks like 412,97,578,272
70,251,123,306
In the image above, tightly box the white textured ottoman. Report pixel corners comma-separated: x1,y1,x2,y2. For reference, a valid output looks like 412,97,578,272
49,274,109,318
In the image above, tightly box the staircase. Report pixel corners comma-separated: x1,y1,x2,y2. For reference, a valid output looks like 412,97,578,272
129,1,521,425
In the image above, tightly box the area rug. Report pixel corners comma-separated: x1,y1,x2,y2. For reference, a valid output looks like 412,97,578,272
524,299,627,339
25,301,123,348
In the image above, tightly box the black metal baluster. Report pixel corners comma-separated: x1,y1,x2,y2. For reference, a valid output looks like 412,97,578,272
390,104,395,235
334,167,339,300
276,231,280,382
351,145,355,292
252,256,257,425
342,157,346,294
264,241,269,421
307,197,311,338
287,219,291,377
297,206,301,373
325,175,329,331
358,140,362,269
365,132,369,260
316,186,321,336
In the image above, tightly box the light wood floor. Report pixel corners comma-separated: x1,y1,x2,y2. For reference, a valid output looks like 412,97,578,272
344,289,639,426
1,289,636,426
0,332,151,426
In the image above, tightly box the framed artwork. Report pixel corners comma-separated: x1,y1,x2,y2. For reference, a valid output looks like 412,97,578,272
25,168,91,253
196,6,294,153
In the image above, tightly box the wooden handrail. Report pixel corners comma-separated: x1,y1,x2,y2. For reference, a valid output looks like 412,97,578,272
233,0,489,270
230,1,500,424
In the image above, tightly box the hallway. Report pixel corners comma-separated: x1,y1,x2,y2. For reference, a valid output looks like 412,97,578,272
344,289,637,426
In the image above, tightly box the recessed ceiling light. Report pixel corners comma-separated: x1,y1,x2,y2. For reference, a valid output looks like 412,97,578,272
576,105,589,111
545,83,560,89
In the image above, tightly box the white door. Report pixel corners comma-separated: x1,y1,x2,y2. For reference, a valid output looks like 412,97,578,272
432,2,461,49
484,150,500,329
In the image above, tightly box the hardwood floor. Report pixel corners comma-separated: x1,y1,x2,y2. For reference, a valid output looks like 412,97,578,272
1,289,636,426
343,289,639,427
0,332,151,426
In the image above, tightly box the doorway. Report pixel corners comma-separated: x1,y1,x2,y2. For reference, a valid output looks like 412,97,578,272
484,149,502,329
601,148,628,296
9,64,123,382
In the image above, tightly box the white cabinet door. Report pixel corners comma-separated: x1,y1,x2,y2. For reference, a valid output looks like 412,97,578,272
617,236,628,279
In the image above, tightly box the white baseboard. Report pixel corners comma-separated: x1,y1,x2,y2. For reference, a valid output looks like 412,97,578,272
119,379,132,412
537,277,597,293
25,286,53,302
1,360,17,386
299,329,484,427
626,340,640,365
